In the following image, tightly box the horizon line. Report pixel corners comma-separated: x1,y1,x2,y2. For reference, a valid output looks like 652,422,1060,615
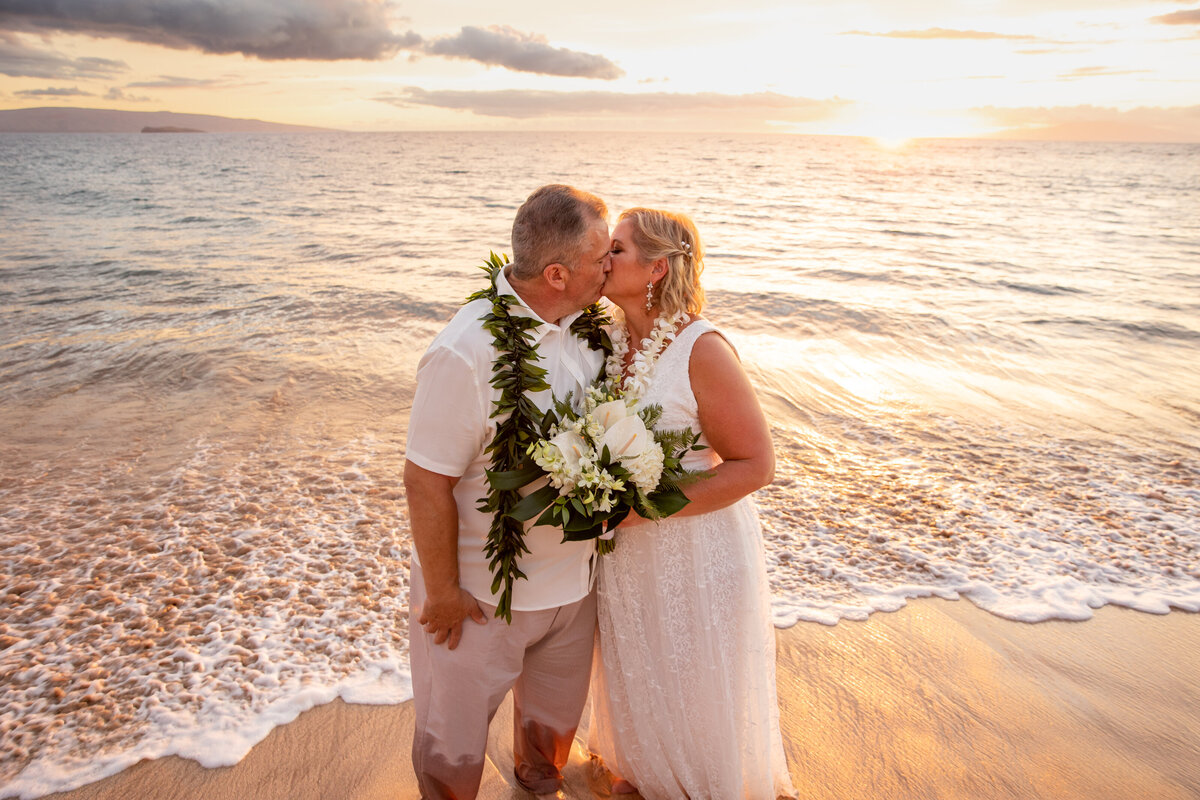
2,106,1197,146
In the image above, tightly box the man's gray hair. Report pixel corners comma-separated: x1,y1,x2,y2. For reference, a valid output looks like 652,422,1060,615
510,185,608,280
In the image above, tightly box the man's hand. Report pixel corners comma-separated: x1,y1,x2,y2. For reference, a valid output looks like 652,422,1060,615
418,587,487,650
405,459,484,650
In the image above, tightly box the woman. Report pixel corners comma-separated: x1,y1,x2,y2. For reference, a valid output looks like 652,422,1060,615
590,207,796,798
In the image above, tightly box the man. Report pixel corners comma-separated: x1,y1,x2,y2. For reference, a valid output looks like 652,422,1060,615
404,185,611,799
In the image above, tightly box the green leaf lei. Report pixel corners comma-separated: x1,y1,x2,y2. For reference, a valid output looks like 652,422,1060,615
467,252,611,622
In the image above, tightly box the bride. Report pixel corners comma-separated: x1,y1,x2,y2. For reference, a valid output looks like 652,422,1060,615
590,207,796,798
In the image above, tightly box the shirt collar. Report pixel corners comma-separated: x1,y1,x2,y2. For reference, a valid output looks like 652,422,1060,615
496,266,583,338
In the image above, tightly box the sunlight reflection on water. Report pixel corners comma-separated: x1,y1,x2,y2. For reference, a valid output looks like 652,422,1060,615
0,132,1198,798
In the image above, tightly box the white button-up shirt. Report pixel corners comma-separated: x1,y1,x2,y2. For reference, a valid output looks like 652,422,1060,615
406,269,605,611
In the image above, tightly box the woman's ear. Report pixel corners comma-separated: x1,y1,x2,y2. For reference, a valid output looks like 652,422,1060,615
651,257,669,281
542,262,569,290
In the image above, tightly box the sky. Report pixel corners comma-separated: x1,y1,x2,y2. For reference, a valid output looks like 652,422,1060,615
1,0,1198,142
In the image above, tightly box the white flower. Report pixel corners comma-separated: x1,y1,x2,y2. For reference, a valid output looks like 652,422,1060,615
530,440,574,493
605,310,690,403
550,429,592,473
625,442,666,494
602,414,650,460
529,440,563,472
592,399,629,432
584,385,609,411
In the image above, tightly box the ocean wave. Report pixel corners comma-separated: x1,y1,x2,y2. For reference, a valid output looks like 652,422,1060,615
0,436,412,799
881,228,956,239
2,131,1199,798
114,268,166,280
1026,316,1200,343
266,290,457,326
759,412,1200,627
997,280,1086,296
711,289,977,345
806,267,954,288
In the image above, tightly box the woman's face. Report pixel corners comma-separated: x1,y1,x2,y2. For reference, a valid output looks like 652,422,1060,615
606,218,651,304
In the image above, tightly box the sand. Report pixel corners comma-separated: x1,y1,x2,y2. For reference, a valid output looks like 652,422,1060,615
38,599,1200,800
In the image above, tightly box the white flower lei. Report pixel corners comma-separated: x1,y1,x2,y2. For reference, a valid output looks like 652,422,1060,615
605,309,690,402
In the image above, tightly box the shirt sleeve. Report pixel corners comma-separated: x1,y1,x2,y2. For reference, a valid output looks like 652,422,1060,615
405,346,488,478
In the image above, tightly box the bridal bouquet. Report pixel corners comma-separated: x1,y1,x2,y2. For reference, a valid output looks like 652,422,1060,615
485,385,702,554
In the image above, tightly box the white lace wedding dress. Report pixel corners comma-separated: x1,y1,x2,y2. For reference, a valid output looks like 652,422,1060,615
590,319,796,799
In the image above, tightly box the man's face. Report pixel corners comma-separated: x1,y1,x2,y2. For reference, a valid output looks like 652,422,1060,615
564,218,612,309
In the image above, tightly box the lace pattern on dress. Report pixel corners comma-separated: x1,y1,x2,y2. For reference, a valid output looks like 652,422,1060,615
590,319,796,799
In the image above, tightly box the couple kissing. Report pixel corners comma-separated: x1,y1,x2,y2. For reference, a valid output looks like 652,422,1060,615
405,184,795,799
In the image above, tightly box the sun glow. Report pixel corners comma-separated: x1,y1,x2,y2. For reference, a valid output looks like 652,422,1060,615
1,1,1197,139
871,135,914,150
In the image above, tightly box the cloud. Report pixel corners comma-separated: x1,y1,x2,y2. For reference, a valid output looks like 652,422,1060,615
126,75,231,88
1151,8,1200,24
0,4,622,77
422,25,622,80
842,27,1037,41
977,104,1200,142
104,86,152,102
991,0,1178,7
0,0,421,61
376,87,849,123
980,104,1200,126
14,85,92,97
0,33,128,78
1059,65,1153,79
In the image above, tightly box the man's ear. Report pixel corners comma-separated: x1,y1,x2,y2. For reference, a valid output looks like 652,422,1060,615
543,262,569,290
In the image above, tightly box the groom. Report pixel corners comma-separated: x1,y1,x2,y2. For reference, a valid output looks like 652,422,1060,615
404,184,612,799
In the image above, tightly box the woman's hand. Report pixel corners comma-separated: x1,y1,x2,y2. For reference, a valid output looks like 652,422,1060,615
616,510,652,530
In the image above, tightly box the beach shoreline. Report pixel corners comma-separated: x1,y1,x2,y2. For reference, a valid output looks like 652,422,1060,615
6,131,1199,800
28,599,1200,800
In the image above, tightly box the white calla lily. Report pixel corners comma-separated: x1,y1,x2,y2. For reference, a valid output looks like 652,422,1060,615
592,399,628,432
550,430,590,472
602,414,650,460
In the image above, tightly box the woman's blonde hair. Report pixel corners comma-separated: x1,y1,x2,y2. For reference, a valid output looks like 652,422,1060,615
619,207,706,316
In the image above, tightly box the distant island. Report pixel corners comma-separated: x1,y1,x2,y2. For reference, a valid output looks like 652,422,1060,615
142,126,204,134
0,107,337,134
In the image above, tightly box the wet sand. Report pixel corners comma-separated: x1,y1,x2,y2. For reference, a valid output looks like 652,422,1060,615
38,599,1200,800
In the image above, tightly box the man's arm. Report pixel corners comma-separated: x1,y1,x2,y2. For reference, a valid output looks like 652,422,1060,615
404,460,486,650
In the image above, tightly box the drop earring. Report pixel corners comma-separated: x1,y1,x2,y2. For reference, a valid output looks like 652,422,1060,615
645,281,654,311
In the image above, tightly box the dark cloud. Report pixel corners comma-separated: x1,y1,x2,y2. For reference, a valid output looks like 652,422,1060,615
15,85,92,97
104,86,152,102
842,27,1037,41
0,0,421,61
422,25,622,79
0,33,128,78
377,87,849,123
0,3,622,77
1151,8,1200,24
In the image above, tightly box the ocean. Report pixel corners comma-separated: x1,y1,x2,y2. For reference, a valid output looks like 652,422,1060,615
1,131,1198,798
